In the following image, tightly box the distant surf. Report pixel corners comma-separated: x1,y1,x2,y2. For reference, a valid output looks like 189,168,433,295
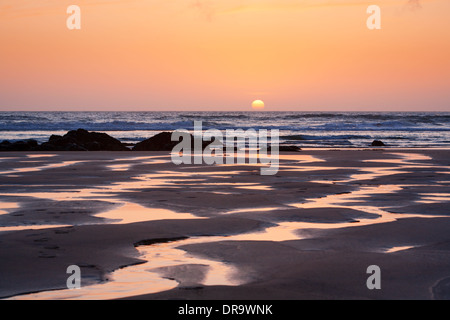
0,111,449,148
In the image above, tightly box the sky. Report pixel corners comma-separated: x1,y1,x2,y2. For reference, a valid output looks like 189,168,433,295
0,0,449,111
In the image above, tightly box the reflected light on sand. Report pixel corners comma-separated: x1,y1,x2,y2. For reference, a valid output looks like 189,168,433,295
416,193,450,203
384,245,416,253
0,202,19,215
0,160,84,175
0,224,72,233
107,164,132,171
8,237,242,300
0,200,202,232
26,154,57,158
286,184,442,228
95,202,201,223
225,206,288,214
363,153,432,164
292,185,403,209
277,154,325,163
235,185,273,191
279,166,336,172
226,222,309,242
104,157,172,171
389,153,432,162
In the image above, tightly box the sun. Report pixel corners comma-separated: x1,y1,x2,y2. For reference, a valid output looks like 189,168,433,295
251,100,265,110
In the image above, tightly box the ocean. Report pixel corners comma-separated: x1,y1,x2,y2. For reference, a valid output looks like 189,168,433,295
0,111,449,148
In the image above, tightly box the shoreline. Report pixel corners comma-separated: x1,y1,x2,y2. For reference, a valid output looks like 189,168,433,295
0,149,449,299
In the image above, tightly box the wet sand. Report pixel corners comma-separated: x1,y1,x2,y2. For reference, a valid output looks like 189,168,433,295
0,149,450,299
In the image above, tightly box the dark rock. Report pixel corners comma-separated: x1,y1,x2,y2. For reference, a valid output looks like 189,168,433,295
48,135,63,143
0,139,39,151
64,143,88,151
371,140,386,147
0,141,11,151
134,132,273,152
265,145,301,152
12,141,29,151
1,140,11,145
42,129,129,151
132,132,175,151
85,141,101,151
279,145,301,152
26,139,38,148
132,132,200,151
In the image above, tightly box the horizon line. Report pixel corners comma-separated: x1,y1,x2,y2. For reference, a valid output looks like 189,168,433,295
0,109,449,113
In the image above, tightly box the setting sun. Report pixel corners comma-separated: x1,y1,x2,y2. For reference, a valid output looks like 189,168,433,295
252,100,265,110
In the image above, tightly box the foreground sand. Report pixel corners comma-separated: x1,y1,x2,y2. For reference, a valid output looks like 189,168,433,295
0,149,449,299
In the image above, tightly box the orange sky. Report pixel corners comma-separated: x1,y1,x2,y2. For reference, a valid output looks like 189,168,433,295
0,0,449,111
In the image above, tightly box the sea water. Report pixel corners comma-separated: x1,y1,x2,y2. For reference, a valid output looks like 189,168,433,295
0,111,449,148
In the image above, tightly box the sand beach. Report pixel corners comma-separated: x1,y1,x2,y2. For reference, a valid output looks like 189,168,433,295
0,149,449,299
